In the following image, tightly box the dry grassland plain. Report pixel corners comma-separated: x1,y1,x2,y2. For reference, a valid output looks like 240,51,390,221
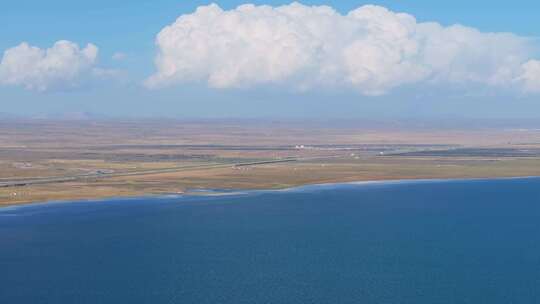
2,119,540,206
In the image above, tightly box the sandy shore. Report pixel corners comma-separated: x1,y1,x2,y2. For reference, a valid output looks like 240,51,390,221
2,174,539,208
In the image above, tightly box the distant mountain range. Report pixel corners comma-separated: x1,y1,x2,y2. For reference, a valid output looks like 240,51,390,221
33,111,108,121
2,112,540,130
0,112,109,121
0,112,22,120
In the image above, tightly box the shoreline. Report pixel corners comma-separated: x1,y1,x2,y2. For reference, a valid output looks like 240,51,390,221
2,175,539,210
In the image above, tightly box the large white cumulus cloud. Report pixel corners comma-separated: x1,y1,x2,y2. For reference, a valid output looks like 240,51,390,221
520,60,540,93
147,2,540,95
0,40,98,91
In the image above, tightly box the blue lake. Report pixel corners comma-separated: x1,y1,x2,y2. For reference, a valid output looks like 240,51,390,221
1,178,540,303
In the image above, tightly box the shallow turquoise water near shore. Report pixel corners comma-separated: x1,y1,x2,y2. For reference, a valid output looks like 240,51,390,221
2,178,540,303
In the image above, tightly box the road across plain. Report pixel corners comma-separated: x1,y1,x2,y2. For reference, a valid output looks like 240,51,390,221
0,156,340,188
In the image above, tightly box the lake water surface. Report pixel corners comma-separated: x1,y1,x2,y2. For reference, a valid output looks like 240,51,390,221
1,178,540,303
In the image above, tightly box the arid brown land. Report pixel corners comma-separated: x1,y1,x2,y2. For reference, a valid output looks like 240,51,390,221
3,118,540,206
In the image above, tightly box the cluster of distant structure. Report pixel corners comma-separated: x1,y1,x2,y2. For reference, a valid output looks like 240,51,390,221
294,145,357,151
294,144,383,156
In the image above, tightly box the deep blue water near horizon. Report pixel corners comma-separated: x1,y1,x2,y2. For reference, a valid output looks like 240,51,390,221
1,178,540,303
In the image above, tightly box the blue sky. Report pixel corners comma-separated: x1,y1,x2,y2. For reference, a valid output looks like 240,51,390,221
1,0,539,118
